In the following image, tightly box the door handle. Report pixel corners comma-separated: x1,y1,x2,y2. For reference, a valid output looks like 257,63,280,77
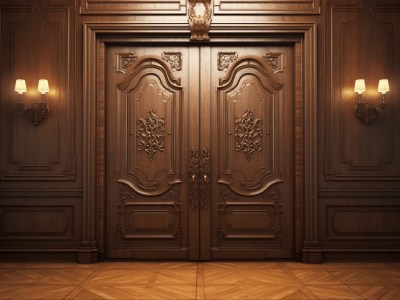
200,146,210,208
189,146,199,208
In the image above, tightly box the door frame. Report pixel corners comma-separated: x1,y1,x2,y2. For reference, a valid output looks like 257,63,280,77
81,22,319,263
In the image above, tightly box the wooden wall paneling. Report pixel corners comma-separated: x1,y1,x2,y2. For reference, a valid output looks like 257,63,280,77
0,196,81,249
79,0,187,15
0,0,77,186
213,0,321,15
319,197,400,250
324,0,400,183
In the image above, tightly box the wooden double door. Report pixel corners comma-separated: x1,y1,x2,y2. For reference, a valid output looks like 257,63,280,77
105,44,294,260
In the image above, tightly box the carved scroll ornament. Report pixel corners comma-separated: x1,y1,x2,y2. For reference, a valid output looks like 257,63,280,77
188,0,212,41
161,52,183,71
217,52,238,71
234,109,263,161
136,109,166,160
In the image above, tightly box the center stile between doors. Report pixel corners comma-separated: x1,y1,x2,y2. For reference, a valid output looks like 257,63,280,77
105,44,295,260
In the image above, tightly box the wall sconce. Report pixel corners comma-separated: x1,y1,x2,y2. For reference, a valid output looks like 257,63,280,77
353,79,389,126
15,79,49,126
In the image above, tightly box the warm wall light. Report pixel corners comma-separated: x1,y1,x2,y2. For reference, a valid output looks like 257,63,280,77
15,79,27,94
37,79,49,94
353,79,389,126
15,79,50,126
378,79,390,104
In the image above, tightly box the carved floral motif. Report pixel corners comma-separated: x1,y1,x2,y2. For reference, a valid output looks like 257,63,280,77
234,109,263,160
217,52,238,71
161,52,183,71
188,0,212,41
136,109,166,160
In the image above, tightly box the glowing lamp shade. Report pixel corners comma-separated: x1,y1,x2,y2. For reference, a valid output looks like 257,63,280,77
15,79,27,94
354,79,366,94
378,79,390,94
37,79,49,94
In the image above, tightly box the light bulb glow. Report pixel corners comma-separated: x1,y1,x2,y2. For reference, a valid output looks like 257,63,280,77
378,79,389,94
37,79,49,94
15,79,27,94
354,79,366,94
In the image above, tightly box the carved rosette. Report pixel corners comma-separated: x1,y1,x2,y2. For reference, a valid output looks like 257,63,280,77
136,109,166,160
234,109,263,160
217,52,238,71
188,0,212,41
161,52,183,71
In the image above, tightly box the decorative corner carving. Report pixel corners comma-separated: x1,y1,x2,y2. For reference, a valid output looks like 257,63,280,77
161,52,183,72
217,52,238,71
117,52,138,74
188,0,212,41
262,52,284,74
136,109,166,161
234,109,263,161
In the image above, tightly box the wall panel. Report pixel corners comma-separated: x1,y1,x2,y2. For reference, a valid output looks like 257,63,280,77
79,0,186,14
324,0,400,183
319,198,400,249
0,0,76,185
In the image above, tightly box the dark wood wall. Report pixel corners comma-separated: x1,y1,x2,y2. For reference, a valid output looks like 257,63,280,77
0,0,399,262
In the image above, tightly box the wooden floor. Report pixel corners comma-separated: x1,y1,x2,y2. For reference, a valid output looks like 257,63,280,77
0,262,399,299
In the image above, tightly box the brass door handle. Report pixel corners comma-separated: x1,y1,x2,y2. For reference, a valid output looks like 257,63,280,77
203,174,208,182
192,174,196,183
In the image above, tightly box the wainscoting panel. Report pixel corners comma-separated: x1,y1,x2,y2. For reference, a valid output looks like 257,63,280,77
0,197,81,249
319,198,400,249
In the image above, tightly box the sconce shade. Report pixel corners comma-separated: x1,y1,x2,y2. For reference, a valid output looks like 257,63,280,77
37,79,49,94
15,79,27,94
354,79,366,94
378,79,390,94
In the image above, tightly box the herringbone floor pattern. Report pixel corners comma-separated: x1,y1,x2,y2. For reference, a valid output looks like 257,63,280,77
0,261,399,299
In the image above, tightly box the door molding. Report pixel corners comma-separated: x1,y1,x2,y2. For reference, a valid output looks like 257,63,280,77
82,22,318,263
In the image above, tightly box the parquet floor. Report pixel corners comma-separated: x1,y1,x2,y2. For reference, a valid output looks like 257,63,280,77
0,261,399,299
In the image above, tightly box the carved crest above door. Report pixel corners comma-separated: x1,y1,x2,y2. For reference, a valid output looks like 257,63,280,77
188,0,212,41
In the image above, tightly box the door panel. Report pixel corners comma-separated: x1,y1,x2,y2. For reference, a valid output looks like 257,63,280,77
207,47,294,259
106,44,294,260
106,46,199,259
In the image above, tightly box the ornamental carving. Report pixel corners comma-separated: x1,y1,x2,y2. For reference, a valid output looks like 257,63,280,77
161,52,183,71
136,109,165,160
188,146,200,208
234,109,263,160
200,146,211,208
262,52,284,74
117,52,138,74
188,0,212,41
217,52,238,71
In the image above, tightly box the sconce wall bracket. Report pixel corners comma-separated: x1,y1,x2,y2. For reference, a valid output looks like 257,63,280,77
354,101,385,126
17,100,49,126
